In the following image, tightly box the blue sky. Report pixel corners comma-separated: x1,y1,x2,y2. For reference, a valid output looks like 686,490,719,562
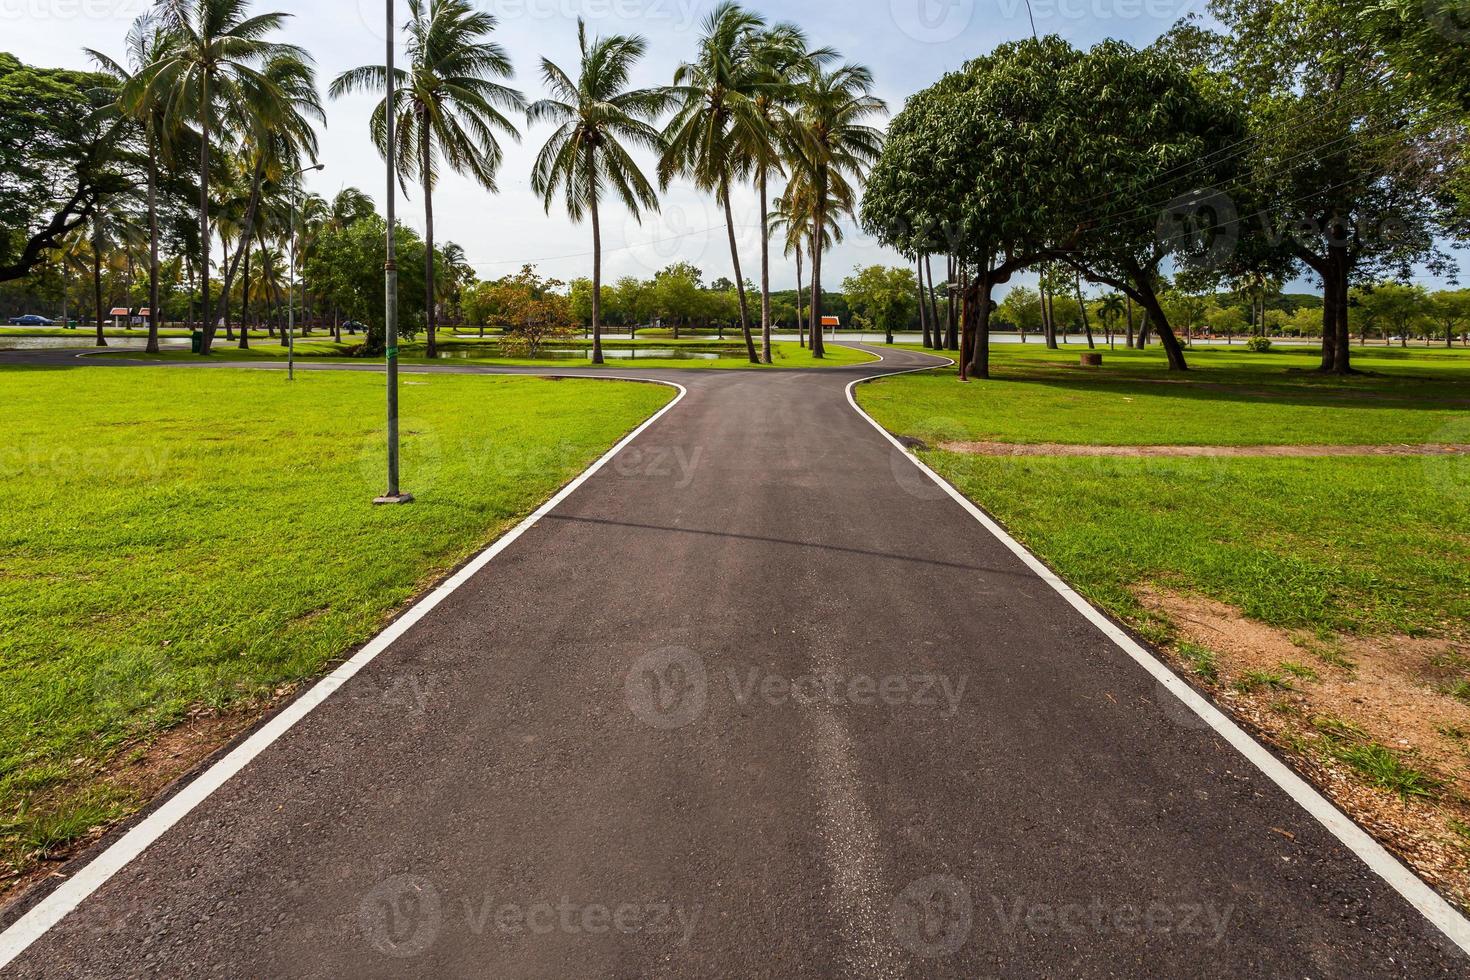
4,0,1460,295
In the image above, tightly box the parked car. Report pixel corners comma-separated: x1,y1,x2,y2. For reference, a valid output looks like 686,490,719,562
8,314,55,326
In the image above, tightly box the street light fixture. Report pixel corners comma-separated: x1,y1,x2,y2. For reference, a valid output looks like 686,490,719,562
287,162,325,382
375,0,413,504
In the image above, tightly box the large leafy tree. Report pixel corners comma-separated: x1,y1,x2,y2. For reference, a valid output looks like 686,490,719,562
142,0,305,354
841,264,917,344
1189,0,1460,373
1048,39,1247,372
331,0,524,359
0,54,124,284
527,19,670,365
863,37,1081,378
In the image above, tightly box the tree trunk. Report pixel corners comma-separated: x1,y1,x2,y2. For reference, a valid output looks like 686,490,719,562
1135,288,1188,370
589,151,604,366
923,254,939,349
221,236,234,341
917,253,931,349
810,190,825,359
1125,294,1135,348
796,246,805,348
239,243,251,349
422,115,438,359
758,169,772,364
721,176,757,364
1076,274,1095,349
945,256,958,350
967,269,996,380
199,70,213,354
91,214,106,347
146,140,160,354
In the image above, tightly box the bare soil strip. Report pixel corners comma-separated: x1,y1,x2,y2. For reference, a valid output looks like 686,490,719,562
1138,587,1470,910
939,441,1470,457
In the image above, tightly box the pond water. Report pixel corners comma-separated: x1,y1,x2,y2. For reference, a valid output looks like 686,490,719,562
442,346,723,361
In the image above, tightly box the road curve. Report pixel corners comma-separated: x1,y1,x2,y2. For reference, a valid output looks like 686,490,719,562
1,343,1466,977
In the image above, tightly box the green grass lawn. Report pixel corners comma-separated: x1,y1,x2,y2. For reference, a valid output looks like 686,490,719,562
865,343,1470,446
0,365,672,883
96,335,878,369
859,343,1470,638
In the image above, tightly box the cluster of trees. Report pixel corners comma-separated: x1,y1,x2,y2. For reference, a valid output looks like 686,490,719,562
0,2,473,355
861,1,1469,379
3,0,885,365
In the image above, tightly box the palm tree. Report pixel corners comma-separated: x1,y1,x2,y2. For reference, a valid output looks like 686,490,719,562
332,0,524,359
439,241,475,328
786,62,885,358
769,179,842,349
142,0,304,354
328,186,376,230
527,20,670,365
660,1,767,364
88,13,178,354
748,26,830,363
1099,293,1125,349
217,52,323,347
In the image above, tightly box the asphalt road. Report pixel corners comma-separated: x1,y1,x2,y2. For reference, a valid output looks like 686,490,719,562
2,344,1466,977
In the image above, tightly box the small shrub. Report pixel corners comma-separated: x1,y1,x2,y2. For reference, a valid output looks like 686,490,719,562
1245,336,1272,353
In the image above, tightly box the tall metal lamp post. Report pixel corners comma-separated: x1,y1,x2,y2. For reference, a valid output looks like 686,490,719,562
287,162,325,382
375,0,413,504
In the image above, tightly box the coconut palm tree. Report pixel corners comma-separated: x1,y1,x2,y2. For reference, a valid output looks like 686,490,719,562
769,178,842,348
747,26,831,362
213,51,322,348
660,1,769,363
141,0,305,354
1099,292,1125,349
332,0,524,358
87,13,179,353
526,20,671,365
786,61,885,358
328,186,377,231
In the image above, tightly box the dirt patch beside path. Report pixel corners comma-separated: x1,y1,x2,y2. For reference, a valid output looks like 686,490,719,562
940,441,1470,457
1136,586,1470,910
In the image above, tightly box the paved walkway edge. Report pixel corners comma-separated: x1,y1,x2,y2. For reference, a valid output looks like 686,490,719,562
0,376,689,971
843,355,1470,957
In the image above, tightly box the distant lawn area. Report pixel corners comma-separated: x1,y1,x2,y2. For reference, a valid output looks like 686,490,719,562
0,365,673,887
95,335,878,369
858,343,1470,637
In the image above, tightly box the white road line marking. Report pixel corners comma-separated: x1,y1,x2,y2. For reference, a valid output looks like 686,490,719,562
843,348,1470,957
0,376,688,970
